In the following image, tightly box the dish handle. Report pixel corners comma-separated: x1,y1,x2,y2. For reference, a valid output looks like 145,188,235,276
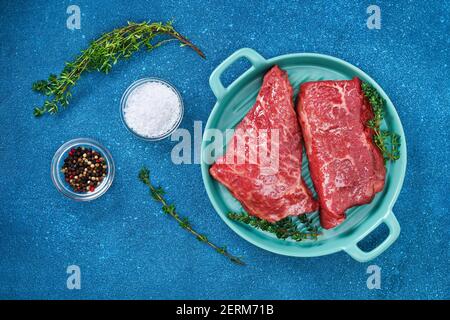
343,211,400,262
209,48,266,100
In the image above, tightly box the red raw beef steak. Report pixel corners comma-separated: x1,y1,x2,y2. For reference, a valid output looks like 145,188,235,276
297,77,386,229
210,66,318,222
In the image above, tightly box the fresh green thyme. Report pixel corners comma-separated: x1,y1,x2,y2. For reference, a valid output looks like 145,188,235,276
138,167,245,266
361,81,401,162
32,21,205,117
227,212,321,241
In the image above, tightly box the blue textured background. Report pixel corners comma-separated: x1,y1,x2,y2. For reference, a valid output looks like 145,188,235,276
0,0,448,299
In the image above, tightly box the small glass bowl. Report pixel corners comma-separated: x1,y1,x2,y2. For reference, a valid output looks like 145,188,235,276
51,138,115,201
120,78,184,141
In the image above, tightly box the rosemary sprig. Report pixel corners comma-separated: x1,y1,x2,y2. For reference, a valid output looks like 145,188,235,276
227,212,321,241
361,81,401,162
138,167,245,266
33,21,205,117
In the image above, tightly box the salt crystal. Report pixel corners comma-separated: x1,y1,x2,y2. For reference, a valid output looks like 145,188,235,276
123,80,182,139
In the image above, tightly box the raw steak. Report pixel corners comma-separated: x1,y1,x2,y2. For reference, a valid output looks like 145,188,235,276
297,77,386,229
210,66,318,222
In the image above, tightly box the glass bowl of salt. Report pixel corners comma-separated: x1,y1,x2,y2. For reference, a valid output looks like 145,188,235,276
120,78,184,141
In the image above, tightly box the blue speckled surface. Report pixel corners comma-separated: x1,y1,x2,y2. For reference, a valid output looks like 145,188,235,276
0,0,449,299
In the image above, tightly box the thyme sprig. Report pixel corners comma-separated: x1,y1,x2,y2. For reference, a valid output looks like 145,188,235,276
361,81,401,162
33,21,205,117
138,167,245,266
227,212,321,241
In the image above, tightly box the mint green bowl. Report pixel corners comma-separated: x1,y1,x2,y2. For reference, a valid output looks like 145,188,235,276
201,48,407,262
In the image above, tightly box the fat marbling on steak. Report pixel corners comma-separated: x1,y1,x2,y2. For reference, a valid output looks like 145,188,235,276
297,77,386,229
210,66,318,222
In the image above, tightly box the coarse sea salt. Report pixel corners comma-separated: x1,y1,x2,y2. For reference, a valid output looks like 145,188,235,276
123,80,182,139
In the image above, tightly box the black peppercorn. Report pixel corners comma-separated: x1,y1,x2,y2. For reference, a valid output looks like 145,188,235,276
62,147,108,193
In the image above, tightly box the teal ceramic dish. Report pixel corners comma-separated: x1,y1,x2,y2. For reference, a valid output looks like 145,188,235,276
201,48,407,262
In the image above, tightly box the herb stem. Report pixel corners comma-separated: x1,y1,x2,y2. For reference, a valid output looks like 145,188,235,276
361,81,401,162
138,167,245,266
33,20,205,117
228,212,321,241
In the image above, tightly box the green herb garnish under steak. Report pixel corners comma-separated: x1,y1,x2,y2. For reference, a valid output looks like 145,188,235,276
228,212,321,241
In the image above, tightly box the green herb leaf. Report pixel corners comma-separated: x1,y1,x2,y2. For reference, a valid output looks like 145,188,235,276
361,81,401,163
227,212,321,242
138,166,245,266
33,21,205,117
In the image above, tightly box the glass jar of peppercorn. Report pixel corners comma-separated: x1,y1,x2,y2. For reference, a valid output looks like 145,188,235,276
51,138,115,201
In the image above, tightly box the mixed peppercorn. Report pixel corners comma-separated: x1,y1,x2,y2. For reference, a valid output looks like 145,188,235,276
61,147,107,193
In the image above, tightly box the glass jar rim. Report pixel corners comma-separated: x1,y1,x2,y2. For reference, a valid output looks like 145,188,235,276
120,77,184,141
51,138,115,201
